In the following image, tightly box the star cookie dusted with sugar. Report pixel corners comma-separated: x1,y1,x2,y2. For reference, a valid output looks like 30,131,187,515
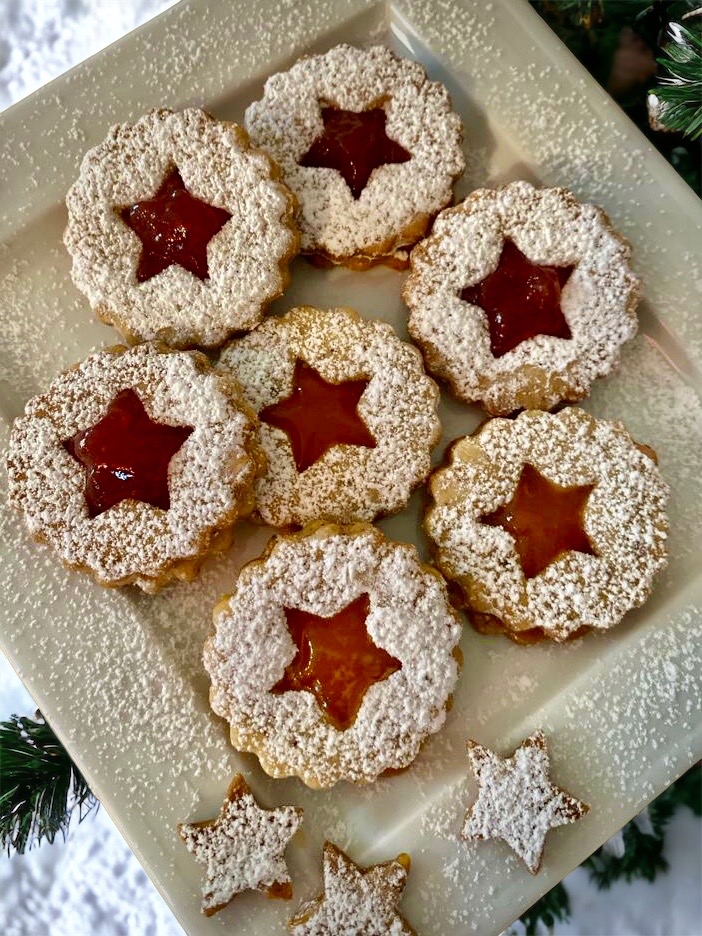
461,731,588,873
178,775,303,916
289,842,416,935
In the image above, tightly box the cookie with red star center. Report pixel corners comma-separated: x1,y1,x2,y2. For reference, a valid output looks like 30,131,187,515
245,44,464,269
424,407,669,642
6,342,264,592
204,521,462,788
288,842,416,935
177,774,303,916
404,181,641,414
218,305,441,527
461,731,588,874
64,107,299,349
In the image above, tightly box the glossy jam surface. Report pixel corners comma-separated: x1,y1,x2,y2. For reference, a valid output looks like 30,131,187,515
272,594,401,731
300,107,411,199
260,360,377,473
119,168,231,282
64,388,193,518
482,463,595,578
461,240,574,357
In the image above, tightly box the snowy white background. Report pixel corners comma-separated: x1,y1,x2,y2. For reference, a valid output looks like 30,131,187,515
1,2,700,935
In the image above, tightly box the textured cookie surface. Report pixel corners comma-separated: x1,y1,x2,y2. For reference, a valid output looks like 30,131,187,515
65,107,298,348
404,181,640,414
245,44,464,266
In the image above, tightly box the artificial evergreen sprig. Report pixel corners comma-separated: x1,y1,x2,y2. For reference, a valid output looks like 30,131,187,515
0,712,98,855
652,18,702,138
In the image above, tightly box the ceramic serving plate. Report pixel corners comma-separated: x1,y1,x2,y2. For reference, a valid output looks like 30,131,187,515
1,1,700,933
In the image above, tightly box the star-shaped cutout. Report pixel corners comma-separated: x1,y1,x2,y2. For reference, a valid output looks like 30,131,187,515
461,240,574,357
178,774,303,916
63,388,193,518
272,593,401,731
260,360,377,473
118,167,231,282
300,106,411,199
482,463,595,579
461,731,589,874
289,841,415,935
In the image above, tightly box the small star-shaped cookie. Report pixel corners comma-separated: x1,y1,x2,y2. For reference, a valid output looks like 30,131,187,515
178,775,303,916
461,731,588,873
481,462,595,579
119,167,231,282
272,593,401,731
461,240,574,357
300,106,411,199
289,842,416,935
260,359,377,473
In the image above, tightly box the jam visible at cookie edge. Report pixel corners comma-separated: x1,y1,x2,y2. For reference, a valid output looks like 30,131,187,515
300,107,411,199
461,240,574,357
119,168,232,282
260,360,377,473
64,388,193,517
482,463,595,579
272,593,401,730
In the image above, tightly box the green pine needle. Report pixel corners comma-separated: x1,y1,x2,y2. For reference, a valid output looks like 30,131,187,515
654,20,702,138
0,712,98,855
518,881,571,935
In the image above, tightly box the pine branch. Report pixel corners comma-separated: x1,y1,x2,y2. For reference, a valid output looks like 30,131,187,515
0,712,98,855
518,881,571,935
653,20,702,138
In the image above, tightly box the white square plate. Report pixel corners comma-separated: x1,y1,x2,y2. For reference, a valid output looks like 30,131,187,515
1,1,701,934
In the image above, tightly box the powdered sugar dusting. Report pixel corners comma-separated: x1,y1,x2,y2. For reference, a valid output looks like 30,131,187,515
218,306,441,526
245,44,464,263
7,342,261,590
426,407,669,639
65,108,298,348
405,182,640,414
204,523,462,788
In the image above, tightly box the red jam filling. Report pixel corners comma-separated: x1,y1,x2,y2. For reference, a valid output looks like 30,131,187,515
272,594,401,731
300,107,411,199
481,463,595,579
119,168,232,282
260,360,377,473
461,240,574,357
64,388,193,518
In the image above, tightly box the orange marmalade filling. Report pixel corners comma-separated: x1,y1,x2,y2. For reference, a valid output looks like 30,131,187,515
260,360,377,473
461,240,574,357
300,106,411,199
119,167,231,282
482,463,595,579
272,594,401,730
64,388,193,518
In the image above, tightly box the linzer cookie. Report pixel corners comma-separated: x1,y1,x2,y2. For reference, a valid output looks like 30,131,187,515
6,343,263,592
461,731,588,874
245,44,464,269
404,181,640,414
204,522,462,788
425,407,669,643
218,305,441,527
64,107,298,348
178,774,303,916
288,842,415,934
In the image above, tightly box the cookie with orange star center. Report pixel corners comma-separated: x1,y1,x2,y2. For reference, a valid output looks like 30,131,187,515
178,774,303,915
404,181,641,414
204,521,462,788
424,407,669,642
64,107,299,348
461,731,588,873
288,842,416,934
6,342,263,592
245,44,464,269
218,305,441,527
